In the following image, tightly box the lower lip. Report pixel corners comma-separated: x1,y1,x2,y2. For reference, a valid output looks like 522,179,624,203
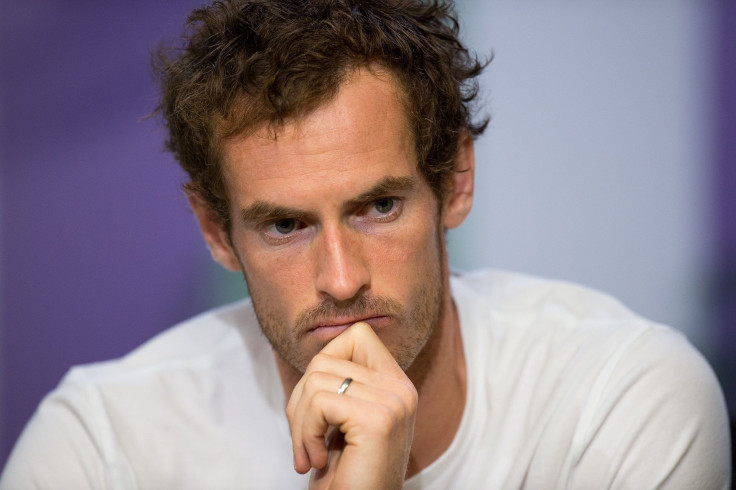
310,324,351,342
310,316,390,342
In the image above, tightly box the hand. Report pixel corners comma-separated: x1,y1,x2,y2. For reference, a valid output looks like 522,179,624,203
286,322,418,489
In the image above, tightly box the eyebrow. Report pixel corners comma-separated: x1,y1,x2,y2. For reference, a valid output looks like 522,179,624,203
346,175,416,207
240,201,311,225
239,175,416,224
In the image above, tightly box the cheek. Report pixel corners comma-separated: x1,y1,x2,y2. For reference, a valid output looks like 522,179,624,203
371,211,441,272
238,240,314,312
248,258,305,294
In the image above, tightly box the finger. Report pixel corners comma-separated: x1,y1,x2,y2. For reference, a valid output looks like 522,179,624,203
289,372,408,471
289,369,346,473
298,391,385,469
309,430,345,490
288,322,414,475
290,322,409,418
319,322,405,377
288,354,401,413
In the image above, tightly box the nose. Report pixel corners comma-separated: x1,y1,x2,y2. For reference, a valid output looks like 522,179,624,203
314,224,370,302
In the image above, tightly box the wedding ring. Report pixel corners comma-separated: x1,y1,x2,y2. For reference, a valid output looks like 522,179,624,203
337,377,353,395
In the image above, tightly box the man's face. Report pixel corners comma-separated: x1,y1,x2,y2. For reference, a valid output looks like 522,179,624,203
217,68,446,374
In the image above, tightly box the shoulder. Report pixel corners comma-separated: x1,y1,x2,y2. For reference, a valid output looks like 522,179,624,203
566,320,731,488
451,268,656,365
451,268,636,321
93,298,259,376
48,297,275,437
451,268,731,488
0,299,283,489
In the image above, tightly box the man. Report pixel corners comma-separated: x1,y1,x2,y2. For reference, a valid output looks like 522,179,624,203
1,0,731,488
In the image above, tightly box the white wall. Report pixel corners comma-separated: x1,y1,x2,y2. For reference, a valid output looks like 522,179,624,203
449,0,716,351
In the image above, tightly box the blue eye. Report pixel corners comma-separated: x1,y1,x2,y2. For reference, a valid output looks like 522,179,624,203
360,197,402,223
273,219,296,234
261,218,305,245
374,198,394,214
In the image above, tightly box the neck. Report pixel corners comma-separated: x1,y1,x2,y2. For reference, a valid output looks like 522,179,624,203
274,271,466,479
405,282,466,477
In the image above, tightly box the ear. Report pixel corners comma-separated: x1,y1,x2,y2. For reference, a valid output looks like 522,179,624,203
188,193,242,272
442,131,475,229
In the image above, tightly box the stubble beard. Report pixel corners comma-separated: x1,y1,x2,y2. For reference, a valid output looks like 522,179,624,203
245,237,445,378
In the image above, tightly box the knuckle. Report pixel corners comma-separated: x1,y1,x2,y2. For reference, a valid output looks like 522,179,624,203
389,390,415,423
384,392,405,416
372,405,398,434
389,379,418,412
311,390,331,407
303,369,328,388
373,406,396,429
301,370,333,399
285,402,296,421
401,381,419,410
305,352,332,373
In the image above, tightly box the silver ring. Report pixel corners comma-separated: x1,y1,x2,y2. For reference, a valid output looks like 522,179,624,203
337,377,353,395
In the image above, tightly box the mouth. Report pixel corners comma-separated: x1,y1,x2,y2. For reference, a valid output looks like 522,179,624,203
308,315,390,342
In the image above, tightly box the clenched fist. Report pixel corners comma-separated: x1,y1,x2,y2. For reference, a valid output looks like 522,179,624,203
286,322,418,489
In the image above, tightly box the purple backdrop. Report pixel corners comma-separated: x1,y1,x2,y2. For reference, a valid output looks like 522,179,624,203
714,0,736,416
0,0,219,465
1,0,735,471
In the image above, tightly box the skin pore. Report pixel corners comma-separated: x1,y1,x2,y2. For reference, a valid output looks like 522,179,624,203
190,65,475,478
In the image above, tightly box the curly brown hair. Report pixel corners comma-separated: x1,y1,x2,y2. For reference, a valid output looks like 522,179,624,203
154,0,488,231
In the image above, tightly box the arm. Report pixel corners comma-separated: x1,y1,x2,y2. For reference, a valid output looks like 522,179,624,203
286,322,418,490
568,327,731,489
0,369,119,490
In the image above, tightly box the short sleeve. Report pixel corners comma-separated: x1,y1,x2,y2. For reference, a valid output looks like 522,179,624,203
0,369,135,490
568,327,731,489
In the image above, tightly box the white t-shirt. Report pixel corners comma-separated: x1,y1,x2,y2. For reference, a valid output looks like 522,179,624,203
1,270,731,489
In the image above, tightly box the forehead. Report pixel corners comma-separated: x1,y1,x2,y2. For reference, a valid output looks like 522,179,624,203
219,67,418,209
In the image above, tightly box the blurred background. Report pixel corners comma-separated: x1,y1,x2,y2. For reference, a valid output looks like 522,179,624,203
1,0,734,469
